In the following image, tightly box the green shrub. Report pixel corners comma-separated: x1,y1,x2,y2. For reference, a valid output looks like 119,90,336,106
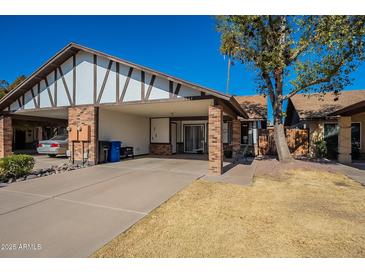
0,154,35,179
314,140,327,158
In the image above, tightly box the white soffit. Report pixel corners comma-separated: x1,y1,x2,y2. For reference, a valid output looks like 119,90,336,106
13,108,68,119
101,99,214,117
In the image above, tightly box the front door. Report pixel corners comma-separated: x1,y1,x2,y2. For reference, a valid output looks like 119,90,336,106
324,123,339,159
184,124,205,153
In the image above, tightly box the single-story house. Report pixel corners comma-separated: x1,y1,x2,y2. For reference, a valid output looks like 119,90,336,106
0,42,255,174
285,90,365,163
234,95,267,156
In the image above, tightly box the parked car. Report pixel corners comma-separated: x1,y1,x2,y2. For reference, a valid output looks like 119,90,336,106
37,135,68,157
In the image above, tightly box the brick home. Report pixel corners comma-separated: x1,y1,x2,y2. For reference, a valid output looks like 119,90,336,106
285,90,365,163
0,43,254,175
234,95,268,156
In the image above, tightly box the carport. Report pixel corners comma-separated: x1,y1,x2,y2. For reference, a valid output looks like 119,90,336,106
0,43,247,174
10,111,67,154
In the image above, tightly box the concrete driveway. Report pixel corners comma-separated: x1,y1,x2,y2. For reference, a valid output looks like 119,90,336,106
33,155,69,170
0,157,207,257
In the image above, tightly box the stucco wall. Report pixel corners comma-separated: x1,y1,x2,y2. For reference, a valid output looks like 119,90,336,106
98,109,150,155
10,50,202,113
150,118,169,143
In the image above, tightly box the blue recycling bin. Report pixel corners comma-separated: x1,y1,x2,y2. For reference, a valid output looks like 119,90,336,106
108,141,122,162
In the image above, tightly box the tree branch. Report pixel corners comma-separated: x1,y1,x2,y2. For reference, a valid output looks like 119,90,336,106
283,41,356,100
286,19,319,65
283,76,331,100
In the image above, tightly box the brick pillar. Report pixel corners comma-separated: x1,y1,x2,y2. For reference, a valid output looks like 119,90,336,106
68,106,98,165
36,127,43,141
208,105,223,175
232,119,241,156
0,115,13,158
338,116,352,164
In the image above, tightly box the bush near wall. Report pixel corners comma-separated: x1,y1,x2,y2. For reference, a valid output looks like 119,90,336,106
0,154,35,179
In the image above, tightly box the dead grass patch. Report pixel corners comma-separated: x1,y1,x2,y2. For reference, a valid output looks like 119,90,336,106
92,169,365,258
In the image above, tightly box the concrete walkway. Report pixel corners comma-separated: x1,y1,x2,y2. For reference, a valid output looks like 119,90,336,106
0,157,207,257
201,158,256,186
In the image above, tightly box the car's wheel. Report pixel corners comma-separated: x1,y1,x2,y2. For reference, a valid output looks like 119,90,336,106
48,154,57,158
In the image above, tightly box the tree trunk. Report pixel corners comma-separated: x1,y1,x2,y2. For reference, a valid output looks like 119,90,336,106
272,96,292,162
273,122,292,162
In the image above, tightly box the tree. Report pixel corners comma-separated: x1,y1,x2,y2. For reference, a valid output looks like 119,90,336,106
0,75,26,99
217,16,365,161
0,80,9,99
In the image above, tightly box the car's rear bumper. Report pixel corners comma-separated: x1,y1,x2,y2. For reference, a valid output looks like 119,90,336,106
37,147,67,155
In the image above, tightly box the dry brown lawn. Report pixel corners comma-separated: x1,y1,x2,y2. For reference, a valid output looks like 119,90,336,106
92,169,365,258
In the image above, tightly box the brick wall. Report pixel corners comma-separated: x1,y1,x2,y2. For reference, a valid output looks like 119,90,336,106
150,143,172,155
0,115,13,158
68,106,98,165
208,105,223,175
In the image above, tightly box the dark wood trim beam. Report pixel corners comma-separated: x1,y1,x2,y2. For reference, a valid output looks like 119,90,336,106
58,66,73,106
17,97,22,109
169,80,173,99
141,71,145,101
116,62,120,102
174,83,181,97
30,87,38,108
170,116,208,121
54,69,58,107
37,83,40,108
216,98,237,119
96,60,113,104
145,74,156,100
44,77,55,107
119,67,133,102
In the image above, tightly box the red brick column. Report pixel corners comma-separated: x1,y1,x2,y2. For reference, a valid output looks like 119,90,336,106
0,115,13,158
68,106,98,165
36,127,43,141
232,119,241,156
208,105,223,175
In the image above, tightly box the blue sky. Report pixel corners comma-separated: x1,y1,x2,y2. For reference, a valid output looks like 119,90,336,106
1,16,365,121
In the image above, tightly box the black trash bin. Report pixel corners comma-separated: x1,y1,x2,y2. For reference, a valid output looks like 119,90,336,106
98,141,111,163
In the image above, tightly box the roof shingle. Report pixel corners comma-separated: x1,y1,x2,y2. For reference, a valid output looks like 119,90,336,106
234,95,267,120
290,90,365,119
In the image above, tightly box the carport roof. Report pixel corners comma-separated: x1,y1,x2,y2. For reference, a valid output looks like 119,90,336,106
0,42,248,119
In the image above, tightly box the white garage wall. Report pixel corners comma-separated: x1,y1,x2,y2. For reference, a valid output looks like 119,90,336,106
98,109,150,155
150,118,169,143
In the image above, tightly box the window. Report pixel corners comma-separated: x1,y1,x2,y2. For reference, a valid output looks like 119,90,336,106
227,121,233,144
324,123,339,159
352,122,361,149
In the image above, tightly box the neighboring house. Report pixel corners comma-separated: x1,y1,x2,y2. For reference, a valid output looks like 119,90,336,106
0,43,250,175
235,95,268,156
285,90,365,162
